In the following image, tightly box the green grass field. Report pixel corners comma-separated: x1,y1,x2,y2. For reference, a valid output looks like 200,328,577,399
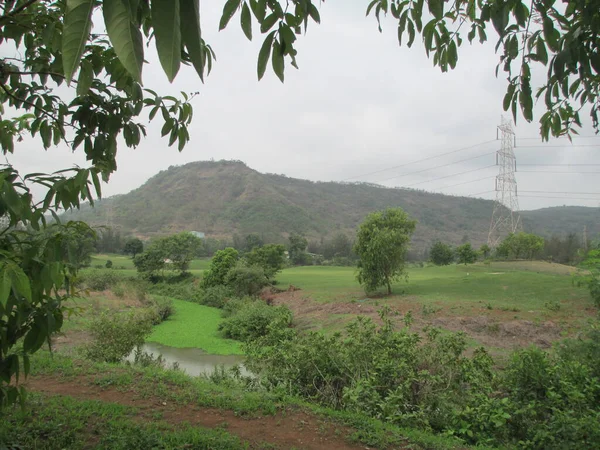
90,254,211,276
147,299,242,355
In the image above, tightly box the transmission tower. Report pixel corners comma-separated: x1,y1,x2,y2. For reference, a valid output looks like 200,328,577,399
487,117,522,248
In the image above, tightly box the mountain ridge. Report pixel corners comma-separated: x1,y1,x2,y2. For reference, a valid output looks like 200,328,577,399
65,160,600,252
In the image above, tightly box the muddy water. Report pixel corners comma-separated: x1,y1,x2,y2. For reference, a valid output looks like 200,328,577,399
138,342,247,377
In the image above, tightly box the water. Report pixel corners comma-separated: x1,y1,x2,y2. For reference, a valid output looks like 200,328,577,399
136,342,247,377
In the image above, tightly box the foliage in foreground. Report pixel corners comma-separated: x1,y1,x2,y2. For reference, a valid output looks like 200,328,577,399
245,310,600,448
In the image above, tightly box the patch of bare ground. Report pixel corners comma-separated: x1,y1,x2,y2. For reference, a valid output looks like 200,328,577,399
270,290,563,350
24,375,372,450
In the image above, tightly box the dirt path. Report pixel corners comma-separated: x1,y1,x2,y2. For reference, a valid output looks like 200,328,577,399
25,375,369,450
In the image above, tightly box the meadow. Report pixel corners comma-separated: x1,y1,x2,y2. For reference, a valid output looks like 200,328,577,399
147,299,242,355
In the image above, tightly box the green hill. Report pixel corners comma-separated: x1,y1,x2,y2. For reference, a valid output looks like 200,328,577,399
66,160,600,252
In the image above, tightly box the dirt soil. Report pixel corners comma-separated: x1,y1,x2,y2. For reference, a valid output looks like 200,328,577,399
25,375,374,450
271,290,563,350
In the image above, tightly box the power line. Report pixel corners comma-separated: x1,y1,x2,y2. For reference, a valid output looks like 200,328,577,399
518,170,600,174
519,163,600,166
401,164,496,188
377,151,497,184
517,135,600,140
433,175,496,190
520,195,600,201
520,190,600,195
515,144,600,148
342,139,497,181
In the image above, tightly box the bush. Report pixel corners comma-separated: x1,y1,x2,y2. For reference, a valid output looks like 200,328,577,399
225,263,269,297
148,296,174,324
219,301,292,341
147,280,197,301
245,309,494,429
201,247,239,288
78,269,128,291
105,259,113,269
84,311,153,363
196,285,234,308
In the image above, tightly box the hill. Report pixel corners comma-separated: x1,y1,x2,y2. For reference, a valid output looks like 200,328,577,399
66,160,600,253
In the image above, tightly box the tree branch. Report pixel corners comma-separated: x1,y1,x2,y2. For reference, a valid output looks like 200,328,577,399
0,0,39,23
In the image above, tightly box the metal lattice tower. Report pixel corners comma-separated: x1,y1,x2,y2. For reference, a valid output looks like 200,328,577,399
487,117,522,248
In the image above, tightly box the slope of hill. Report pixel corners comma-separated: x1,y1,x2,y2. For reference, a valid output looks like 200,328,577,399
67,160,600,252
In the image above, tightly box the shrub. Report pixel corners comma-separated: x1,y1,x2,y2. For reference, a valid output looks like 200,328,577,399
147,280,196,301
201,247,239,288
245,309,494,429
196,285,234,308
84,311,153,363
78,269,127,291
105,259,113,269
225,263,269,297
148,296,174,324
112,283,125,298
219,301,292,341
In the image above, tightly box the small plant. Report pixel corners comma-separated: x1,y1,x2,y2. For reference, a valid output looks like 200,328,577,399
421,304,441,317
112,283,125,298
105,259,113,269
544,300,561,312
486,303,493,310
219,301,292,341
84,311,153,363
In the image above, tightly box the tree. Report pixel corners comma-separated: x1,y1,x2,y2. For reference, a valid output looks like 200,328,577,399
153,232,202,274
288,233,309,265
479,244,491,259
354,208,416,295
245,244,286,280
123,238,144,258
133,247,166,279
201,248,240,288
62,221,97,269
456,243,478,265
496,232,545,259
323,233,354,260
243,234,264,253
430,241,455,266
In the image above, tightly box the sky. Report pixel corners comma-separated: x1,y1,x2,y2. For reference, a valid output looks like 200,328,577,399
5,2,600,211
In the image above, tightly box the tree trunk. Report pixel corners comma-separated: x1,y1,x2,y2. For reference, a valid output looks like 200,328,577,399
387,279,392,295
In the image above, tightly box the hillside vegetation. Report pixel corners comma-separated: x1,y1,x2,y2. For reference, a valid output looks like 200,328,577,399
66,160,600,253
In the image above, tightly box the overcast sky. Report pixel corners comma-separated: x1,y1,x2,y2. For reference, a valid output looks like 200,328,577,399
6,2,600,211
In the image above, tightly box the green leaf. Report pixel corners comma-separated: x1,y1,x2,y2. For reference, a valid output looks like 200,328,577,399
62,0,95,84
260,13,278,33
503,83,516,111
308,3,320,23
76,59,94,96
180,0,205,81
241,2,252,40
0,266,10,307
427,0,443,20
8,265,32,302
103,0,144,82
152,0,181,82
257,31,275,80
536,37,548,65
219,0,241,31
271,39,284,82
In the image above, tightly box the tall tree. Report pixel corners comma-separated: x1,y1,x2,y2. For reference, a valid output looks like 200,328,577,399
430,241,455,266
456,243,478,265
288,232,308,265
123,238,144,258
354,208,416,295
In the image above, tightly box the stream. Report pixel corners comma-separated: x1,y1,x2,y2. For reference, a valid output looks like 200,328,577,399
135,342,247,377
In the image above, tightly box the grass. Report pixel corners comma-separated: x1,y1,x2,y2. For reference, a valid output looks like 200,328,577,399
21,351,474,450
147,299,243,355
0,392,247,450
278,261,591,310
90,254,211,275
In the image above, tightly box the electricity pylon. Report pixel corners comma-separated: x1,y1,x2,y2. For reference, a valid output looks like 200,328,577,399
487,117,522,248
